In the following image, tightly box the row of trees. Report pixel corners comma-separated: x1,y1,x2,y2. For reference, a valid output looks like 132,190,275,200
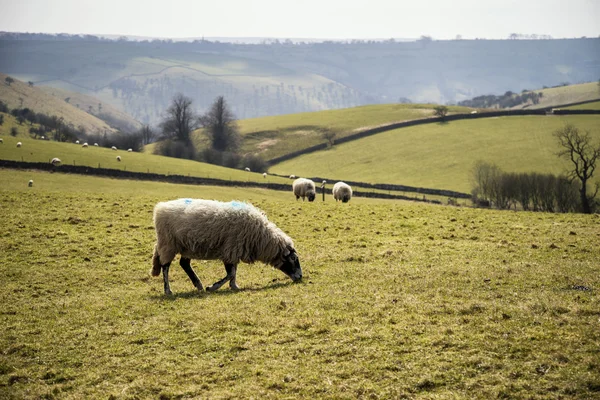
472,125,599,214
154,94,267,172
459,90,543,109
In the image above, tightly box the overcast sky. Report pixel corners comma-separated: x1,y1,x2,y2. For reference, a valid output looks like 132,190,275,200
1,0,598,40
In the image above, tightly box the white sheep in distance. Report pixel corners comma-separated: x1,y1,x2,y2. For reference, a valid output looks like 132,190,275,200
263,172,267,178
16,142,22,148
127,148,133,152
51,158,61,166
116,156,121,161
75,140,80,144
0,138,3,143
82,143,88,148
111,146,117,151
152,199,302,295
28,180,33,187
333,181,353,203
292,178,316,202
289,174,296,179
94,143,99,147
244,167,251,172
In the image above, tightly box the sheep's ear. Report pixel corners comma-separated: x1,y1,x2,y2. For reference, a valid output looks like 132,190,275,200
284,245,294,257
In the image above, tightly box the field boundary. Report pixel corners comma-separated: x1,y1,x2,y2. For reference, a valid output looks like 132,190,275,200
0,160,444,203
267,107,600,165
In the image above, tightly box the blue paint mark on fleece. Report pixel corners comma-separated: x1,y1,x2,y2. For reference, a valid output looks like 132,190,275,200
182,198,193,205
229,201,248,210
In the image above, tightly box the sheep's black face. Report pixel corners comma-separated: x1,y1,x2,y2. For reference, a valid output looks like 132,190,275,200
307,192,316,202
280,248,302,282
342,195,350,203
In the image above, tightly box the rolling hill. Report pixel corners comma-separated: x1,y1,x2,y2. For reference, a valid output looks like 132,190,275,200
0,72,117,135
1,36,598,124
515,82,600,109
270,114,600,193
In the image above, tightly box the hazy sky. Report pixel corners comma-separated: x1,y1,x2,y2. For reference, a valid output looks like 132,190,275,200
1,0,599,40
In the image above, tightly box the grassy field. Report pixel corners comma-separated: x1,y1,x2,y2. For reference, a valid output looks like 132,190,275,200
0,134,291,185
518,82,600,109
1,169,599,399
0,73,116,135
564,101,600,111
271,115,600,193
235,104,473,161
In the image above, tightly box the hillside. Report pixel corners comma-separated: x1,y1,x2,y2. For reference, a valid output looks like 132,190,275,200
193,104,472,161
1,37,598,123
516,82,600,109
40,86,142,132
0,72,116,135
270,114,600,193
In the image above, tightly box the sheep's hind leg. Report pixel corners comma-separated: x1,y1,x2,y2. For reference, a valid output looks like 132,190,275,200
207,263,238,291
162,262,173,295
180,257,203,291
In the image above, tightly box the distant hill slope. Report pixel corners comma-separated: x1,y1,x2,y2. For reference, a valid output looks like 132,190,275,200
271,114,600,193
191,104,473,161
1,37,598,123
0,72,116,135
515,82,600,109
40,86,142,132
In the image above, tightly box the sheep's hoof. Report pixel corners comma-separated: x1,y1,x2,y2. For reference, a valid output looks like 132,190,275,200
165,290,173,296
230,283,240,290
206,285,218,292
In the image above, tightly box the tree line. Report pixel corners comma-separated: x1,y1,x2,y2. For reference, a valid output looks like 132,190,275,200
154,94,267,172
459,90,543,109
472,125,599,214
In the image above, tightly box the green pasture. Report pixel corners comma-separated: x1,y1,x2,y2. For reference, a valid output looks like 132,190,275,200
236,103,472,161
564,101,600,111
523,82,600,109
0,135,291,185
271,115,600,193
1,170,599,399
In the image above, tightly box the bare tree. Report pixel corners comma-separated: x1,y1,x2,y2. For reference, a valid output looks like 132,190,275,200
4,76,14,86
554,124,600,213
200,96,240,152
323,131,336,147
160,93,199,144
433,105,449,119
139,124,156,145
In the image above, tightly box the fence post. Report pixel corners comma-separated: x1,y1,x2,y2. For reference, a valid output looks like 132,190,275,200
321,180,326,201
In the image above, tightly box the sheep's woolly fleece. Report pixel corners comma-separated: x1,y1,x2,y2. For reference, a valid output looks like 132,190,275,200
153,199,295,268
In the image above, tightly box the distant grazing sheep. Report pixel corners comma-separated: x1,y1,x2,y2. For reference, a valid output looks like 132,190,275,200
82,143,88,148
75,140,80,144
41,136,45,140
116,156,121,161
289,174,296,179
244,167,251,172
127,148,133,152
16,142,22,148
152,199,302,294
51,158,61,166
292,178,316,202
28,180,33,187
0,138,3,144
94,143,99,147
333,181,353,203
263,172,267,178
111,146,117,151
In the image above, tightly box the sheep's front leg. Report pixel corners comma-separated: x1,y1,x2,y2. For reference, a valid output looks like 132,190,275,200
179,257,203,291
162,262,172,295
207,263,238,291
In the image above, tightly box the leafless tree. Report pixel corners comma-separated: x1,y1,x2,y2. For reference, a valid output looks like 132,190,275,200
554,124,600,213
433,105,449,119
160,93,199,144
323,131,337,147
139,124,156,145
200,96,240,152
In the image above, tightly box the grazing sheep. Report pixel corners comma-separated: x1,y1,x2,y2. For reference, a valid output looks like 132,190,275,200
289,174,296,179
28,180,33,187
292,178,316,202
16,142,22,148
94,143,99,147
82,143,88,148
152,199,302,295
244,167,251,172
333,181,353,203
51,157,61,166
263,172,267,178
116,156,121,161
127,148,133,152
75,140,80,144
0,138,3,144
111,146,117,151
41,136,45,140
